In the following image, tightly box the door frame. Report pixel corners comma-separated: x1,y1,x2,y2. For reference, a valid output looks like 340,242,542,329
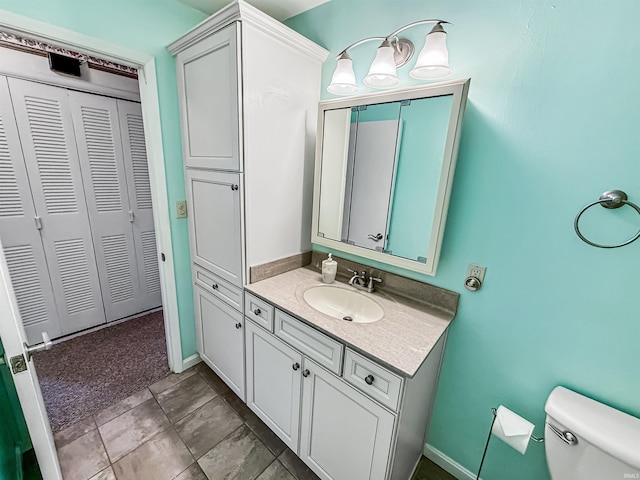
0,11,187,372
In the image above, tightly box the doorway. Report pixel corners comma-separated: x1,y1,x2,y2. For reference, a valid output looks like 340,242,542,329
0,15,184,480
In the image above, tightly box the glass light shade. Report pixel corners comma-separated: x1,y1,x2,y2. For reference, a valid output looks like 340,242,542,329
363,44,398,89
327,56,358,95
410,30,451,80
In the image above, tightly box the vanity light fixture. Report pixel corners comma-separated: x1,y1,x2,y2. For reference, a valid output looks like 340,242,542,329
327,20,452,95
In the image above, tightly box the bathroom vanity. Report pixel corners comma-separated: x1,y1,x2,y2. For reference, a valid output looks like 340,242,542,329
243,263,457,480
169,2,468,478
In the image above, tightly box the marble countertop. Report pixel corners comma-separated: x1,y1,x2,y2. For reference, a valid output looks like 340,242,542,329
245,267,455,378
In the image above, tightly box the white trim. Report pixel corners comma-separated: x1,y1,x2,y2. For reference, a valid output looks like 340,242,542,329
136,60,184,373
0,10,185,382
182,353,203,370
167,0,328,62
424,443,482,480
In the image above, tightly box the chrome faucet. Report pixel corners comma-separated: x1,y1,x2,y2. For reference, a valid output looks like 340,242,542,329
347,268,382,293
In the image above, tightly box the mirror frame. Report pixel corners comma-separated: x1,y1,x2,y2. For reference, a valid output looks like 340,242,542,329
311,78,470,276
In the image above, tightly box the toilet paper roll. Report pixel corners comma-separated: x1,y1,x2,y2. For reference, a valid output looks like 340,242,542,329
491,405,535,454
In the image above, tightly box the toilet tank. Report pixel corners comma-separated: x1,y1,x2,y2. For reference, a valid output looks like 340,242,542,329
544,386,640,480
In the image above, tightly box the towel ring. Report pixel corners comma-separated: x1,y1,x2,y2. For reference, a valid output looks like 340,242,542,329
574,190,640,248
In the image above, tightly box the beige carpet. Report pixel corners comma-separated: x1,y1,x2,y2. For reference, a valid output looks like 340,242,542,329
34,311,170,432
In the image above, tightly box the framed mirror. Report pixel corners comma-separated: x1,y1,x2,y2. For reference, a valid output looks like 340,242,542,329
311,79,470,275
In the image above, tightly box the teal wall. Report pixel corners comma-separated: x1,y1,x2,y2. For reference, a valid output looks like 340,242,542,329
0,0,207,359
288,1,640,479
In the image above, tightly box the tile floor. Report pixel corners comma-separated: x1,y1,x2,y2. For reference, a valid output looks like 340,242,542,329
55,361,452,480
54,362,320,480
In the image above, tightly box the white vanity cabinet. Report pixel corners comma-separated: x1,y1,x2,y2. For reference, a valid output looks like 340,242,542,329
194,285,245,398
245,318,394,480
169,0,327,399
245,320,302,450
299,358,396,480
243,296,447,480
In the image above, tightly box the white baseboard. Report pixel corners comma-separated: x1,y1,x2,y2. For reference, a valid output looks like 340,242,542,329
424,443,481,480
179,353,202,372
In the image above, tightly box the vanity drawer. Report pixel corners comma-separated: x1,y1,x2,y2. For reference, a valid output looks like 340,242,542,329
274,310,343,375
343,348,404,411
194,264,243,311
244,292,274,332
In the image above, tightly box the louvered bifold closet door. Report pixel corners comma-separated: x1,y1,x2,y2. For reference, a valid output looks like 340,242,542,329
68,91,143,322
0,76,62,344
7,78,106,335
117,99,161,312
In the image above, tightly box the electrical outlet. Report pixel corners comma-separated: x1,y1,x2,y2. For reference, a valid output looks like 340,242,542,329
467,263,486,283
176,200,187,219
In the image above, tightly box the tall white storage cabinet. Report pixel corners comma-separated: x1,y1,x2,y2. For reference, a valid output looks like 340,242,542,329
169,0,327,400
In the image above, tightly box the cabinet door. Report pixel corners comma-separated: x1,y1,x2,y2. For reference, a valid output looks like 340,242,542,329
8,77,105,336
300,359,395,480
185,169,243,286
194,285,245,400
245,320,302,451
176,23,241,171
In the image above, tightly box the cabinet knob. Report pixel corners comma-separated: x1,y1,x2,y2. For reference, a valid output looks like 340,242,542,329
212,283,219,290
365,375,375,385
235,322,242,329
292,362,300,371
302,369,310,378
231,184,239,191
253,308,261,316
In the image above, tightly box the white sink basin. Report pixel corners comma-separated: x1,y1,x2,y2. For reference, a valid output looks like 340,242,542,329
303,286,384,323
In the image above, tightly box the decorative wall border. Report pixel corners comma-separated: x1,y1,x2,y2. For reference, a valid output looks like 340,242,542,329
0,31,138,78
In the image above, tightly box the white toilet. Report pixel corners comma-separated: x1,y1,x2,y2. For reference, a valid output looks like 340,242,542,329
544,386,640,479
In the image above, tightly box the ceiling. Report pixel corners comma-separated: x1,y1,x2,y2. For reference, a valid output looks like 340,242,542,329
179,0,330,21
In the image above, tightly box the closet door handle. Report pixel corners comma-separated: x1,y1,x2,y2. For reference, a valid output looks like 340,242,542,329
128,211,134,223
34,216,43,230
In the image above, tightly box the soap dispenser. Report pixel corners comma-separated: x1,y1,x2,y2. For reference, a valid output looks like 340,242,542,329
322,254,337,284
